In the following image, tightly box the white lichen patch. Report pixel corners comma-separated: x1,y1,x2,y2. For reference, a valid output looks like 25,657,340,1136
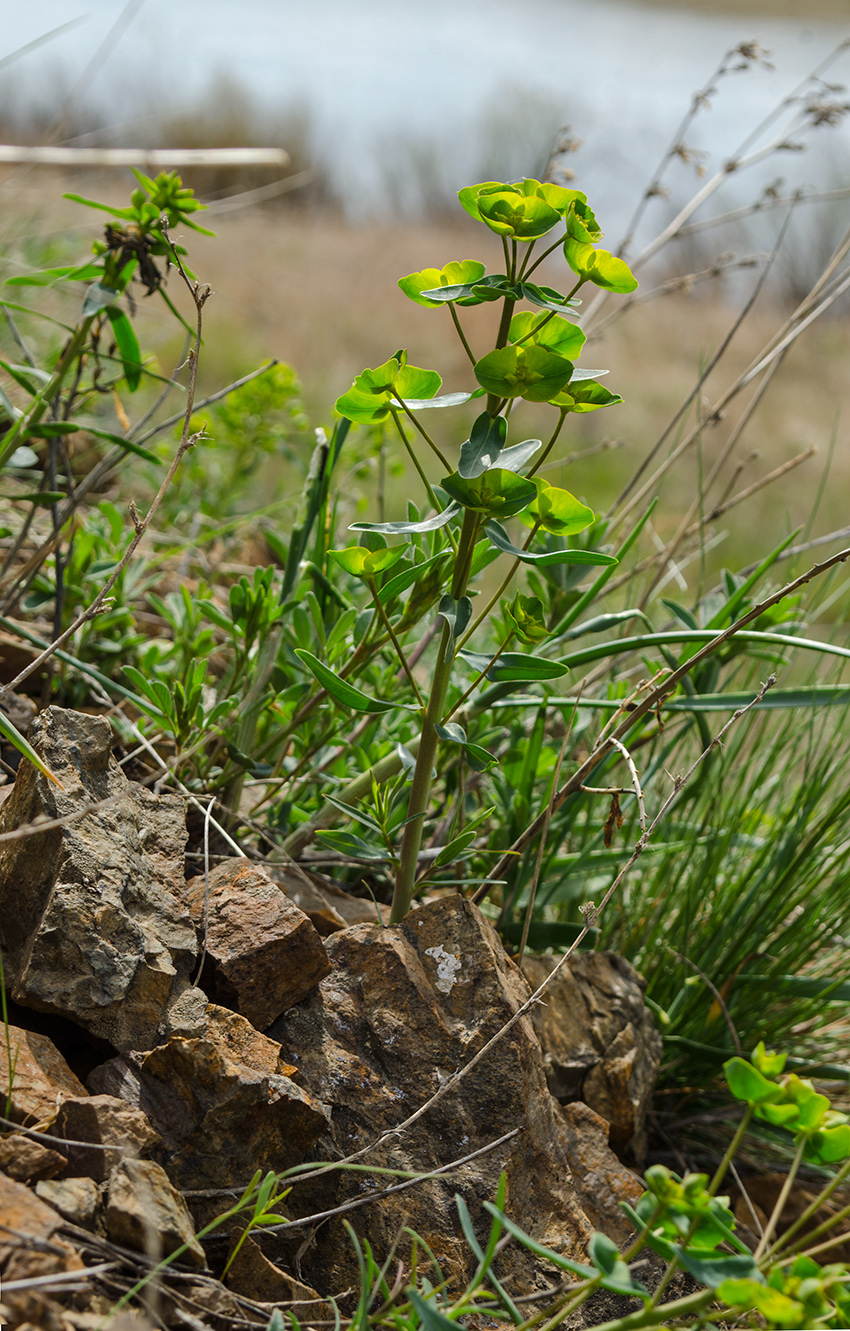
424,943,465,995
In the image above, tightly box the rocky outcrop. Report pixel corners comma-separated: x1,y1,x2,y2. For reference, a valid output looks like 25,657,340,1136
0,707,205,1051
520,951,663,1163
186,859,331,1028
87,1019,331,1191
268,894,643,1295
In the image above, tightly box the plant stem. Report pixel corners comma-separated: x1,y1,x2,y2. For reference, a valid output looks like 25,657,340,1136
390,507,479,922
449,304,477,365
366,577,424,707
527,409,568,478
755,1135,806,1258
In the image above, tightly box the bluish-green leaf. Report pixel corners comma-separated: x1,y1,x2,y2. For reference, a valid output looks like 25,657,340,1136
485,520,617,567
295,650,405,714
82,282,122,317
438,595,472,641
434,722,495,772
459,648,569,683
459,413,507,479
350,503,460,535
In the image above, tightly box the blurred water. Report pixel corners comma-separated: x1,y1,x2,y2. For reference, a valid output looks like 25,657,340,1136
3,1,849,235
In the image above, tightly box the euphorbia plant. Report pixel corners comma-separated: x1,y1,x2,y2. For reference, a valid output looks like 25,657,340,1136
303,177,637,924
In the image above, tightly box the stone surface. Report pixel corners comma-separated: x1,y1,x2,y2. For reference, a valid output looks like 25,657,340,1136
0,1171,63,1246
106,1158,206,1267
0,1024,88,1125
35,1176,102,1230
52,1094,160,1182
225,1233,334,1319
274,865,391,933
0,1133,67,1183
204,1003,298,1078
186,859,331,1028
520,951,662,1162
557,1102,643,1243
268,894,637,1299
89,1029,331,1191
0,706,206,1051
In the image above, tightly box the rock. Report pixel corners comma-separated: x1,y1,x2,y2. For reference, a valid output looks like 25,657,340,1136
274,865,390,933
225,1232,334,1319
0,1133,67,1182
0,1173,85,1330
106,1158,206,1268
0,1024,88,1125
0,706,206,1051
89,1029,331,1191
557,1102,643,1243
268,894,635,1299
204,1003,298,1078
186,859,330,1028
52,1094,160,1181
0,1171,62,1247
35,1176,101,1230
520,950,662,1162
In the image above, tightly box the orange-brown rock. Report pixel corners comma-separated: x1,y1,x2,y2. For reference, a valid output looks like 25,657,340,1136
204,1003,298,1078
269,894,636,1298
35,1175,101,1230
0,1025,87,1125
557,1101,644,1242
52,1093,161,1181
0,1132,67,1183
520,951,662,1163
186,859,330,1028
89,1030,330,1191
106,1158,206,1267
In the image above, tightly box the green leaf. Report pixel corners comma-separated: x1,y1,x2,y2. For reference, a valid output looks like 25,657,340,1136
484,519,617,567
803,1123,850,1164
295,649,404,714
551,380,624,413
458,413,507,479
83,426,159,464
12,491,65,505
376,551,451,603
565,198,603,243
723,1057,784,1106
563,239,638,293
504,592,549,644
718,1279,804,1327
21,422,79,438
588,1232,650,1300
315,830,388,861
82,282,122,317
433,829,479,868
442,469,536,519
459,649,568,683
474,345,574,403
434,722,494,773
418,273,513,305
437,595,472,641
400,391,476,410
510,310,586,359
6,263,104,287
408,1290,460,1331
350,504,460,536
518,481,595,536
677,1252,762,1289
519,281,582,313
329,545,407,578
0,711,62,786
106,308,142,391
398,260,486,308
395,364,442,400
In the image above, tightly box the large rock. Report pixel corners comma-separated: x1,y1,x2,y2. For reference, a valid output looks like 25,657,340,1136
0,1024,88,1125
87,1019,331,1191
520,951,662,1162
186,859,330,1028
0,707,207,1051
52,1093,161,1181
107,1158,206,1267
267,895,643,1298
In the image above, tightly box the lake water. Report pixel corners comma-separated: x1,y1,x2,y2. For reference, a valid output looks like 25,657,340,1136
3,1,849,236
